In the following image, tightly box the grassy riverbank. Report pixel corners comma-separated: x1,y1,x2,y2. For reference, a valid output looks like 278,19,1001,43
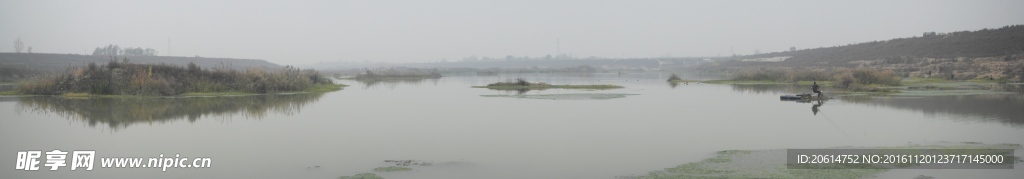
11,59,340,96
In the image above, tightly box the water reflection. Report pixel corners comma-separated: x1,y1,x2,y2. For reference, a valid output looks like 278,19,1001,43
992,84,1024,93
354,78,439,89
780,97,827,115
730,84,811,94
811,100,824,115
481,88,535,95
667,81,694,89
480,93,636,100
839,95,1024,127
14,93,325,129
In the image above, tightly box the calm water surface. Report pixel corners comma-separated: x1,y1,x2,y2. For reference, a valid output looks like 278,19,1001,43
2,72,1022,178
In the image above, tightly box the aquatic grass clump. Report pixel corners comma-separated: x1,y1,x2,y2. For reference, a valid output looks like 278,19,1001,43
474,78,622,90
338,173,383,179
17,58,336,96
626,149,888,179
485,78,551,87
667,73,682,82
372,166,412,172
626,143,1023,179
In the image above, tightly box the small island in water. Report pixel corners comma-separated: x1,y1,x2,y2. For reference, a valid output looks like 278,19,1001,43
473,78,622,90
8,58,344,96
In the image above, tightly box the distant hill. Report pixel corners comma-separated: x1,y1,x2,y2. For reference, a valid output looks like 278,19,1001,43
0,53,283,72
728,24,1024,66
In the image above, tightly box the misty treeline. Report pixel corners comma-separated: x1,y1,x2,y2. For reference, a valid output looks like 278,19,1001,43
457,54,585,62
0,64,38,82
93,44,158,56
740,24,1024,66
19,58,333,95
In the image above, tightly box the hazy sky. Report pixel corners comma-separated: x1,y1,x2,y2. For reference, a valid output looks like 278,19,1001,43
2,0,1023,65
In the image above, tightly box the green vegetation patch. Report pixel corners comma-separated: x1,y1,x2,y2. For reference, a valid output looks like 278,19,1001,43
338,173,383,179
304,84,348,93
625,143,1021,179
0,90,20,95
627,149,888,179
372,166,413,172
0,81,23,85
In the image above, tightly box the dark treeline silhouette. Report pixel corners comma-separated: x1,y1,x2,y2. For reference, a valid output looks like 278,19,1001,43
93,44,158,56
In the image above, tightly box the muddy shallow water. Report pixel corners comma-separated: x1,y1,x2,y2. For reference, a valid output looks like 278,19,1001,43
2,72,1022,178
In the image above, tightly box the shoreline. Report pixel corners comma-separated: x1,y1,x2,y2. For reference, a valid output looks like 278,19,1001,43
0,84,347,98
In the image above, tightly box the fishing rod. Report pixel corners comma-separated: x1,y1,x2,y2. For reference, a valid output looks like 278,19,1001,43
816,108,851,138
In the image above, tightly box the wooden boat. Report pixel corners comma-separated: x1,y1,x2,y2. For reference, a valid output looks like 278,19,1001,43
780,94,827,101
780,94,806,100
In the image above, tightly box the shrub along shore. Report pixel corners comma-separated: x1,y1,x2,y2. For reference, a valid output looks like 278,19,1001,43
14,58,342,96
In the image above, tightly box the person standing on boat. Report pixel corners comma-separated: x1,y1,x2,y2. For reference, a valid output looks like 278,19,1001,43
812,82,822,97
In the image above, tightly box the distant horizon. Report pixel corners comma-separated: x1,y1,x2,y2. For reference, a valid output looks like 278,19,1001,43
3,0,1023,66
8,24,1018,67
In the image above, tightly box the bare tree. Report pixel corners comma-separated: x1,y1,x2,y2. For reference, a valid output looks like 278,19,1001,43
13,38,24,53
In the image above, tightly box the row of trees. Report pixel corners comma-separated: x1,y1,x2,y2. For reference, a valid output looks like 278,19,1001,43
93,44,158,56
